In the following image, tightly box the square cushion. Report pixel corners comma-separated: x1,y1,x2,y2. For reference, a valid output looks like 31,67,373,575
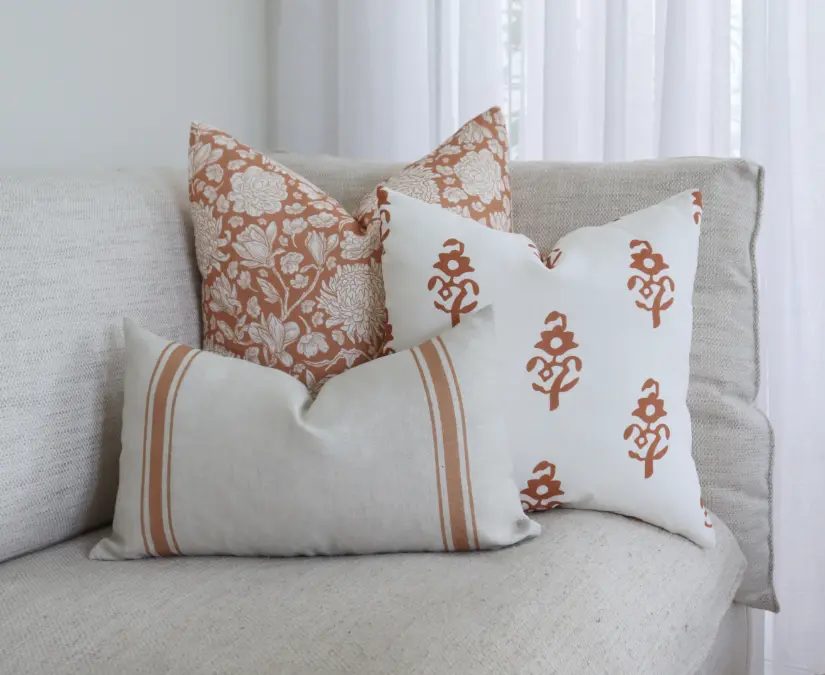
378,188,712,547
93,308,537,559
189,108,510,394
265,156,775,609
0,511,745,674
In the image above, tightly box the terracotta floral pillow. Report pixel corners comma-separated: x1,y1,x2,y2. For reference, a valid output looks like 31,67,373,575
188,108,510,390
355,107,511,233
189,123,383,392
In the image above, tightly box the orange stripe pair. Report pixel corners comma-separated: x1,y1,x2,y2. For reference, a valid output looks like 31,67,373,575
139,343,200,557
412,337,480,552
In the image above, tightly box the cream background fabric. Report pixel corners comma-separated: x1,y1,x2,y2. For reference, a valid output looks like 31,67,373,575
271,155,774,608
3,510,744,675
93,308,537,559
380,188,711,547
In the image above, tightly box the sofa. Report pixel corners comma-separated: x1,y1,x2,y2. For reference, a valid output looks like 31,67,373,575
0,156,774,674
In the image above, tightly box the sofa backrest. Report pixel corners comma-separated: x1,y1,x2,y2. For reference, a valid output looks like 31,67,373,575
273,153,776,611
0,170,201,562
0,158,774,610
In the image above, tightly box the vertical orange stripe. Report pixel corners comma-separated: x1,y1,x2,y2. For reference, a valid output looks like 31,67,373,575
411,348,449,552
436,336,479,551
419,340,469,552
165,350,201,556
148,344,192,557
140,342,175,557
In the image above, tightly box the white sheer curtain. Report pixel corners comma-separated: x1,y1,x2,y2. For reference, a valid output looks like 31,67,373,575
272,1,825,673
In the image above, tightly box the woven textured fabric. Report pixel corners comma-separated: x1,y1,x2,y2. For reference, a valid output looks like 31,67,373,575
272,153,775,610
92,308,537,559
0,171,201,563
1,509,744,675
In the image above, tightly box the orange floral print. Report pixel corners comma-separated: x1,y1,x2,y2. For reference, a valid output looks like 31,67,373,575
692,190,703,225
427,239,480,327
627,240,675,328
543,248,563,269
624,378,670,478
527,244,562,269
526,312,582,411
520,461,565,511
701,498,713,528
373,185,397,355
188,123,384,396
355,107,511,234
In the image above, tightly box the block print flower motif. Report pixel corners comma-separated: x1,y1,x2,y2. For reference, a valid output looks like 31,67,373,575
526,312,582,411
428,239,479,327
543,248,562,269
627,240,675,328
692,190,704,225
624,378,671,478
701,498,713,528
520,461,565,511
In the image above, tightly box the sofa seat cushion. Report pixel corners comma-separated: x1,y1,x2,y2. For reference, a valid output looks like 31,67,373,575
0,510,744,675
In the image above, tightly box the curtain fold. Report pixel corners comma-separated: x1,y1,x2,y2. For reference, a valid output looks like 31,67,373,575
743,2,825,673
272,2,825,671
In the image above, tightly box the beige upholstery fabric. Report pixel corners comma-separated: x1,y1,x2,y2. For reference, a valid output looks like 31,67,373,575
0,171,201,563
273,153,776,610
0,510,744,675
93,309,538,559
695,603,749,675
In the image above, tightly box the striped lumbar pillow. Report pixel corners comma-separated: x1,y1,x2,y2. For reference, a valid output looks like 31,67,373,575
91,307,538,559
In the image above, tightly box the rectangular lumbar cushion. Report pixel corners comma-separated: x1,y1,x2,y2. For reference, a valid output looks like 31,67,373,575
91,307,538,559
378,188,714,547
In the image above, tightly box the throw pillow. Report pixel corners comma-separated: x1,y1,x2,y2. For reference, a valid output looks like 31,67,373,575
188,108,510,394
354,107,511,233
378,188,715,547
90,307,539,560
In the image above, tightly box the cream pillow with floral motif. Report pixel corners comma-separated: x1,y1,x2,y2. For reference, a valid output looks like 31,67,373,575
378,188,715,547
188,108,509,394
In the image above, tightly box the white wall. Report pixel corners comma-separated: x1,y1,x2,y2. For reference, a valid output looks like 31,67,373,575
0,0,268,169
